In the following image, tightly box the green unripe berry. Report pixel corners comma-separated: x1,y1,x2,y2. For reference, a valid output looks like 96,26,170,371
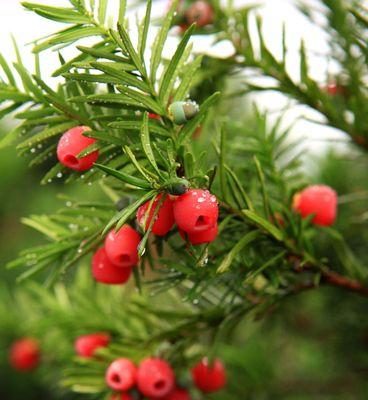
164,178,190,195
168,100,199,125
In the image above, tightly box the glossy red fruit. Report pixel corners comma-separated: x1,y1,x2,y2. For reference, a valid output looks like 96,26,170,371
75,333,110,358
106,358,137,392
326,83,347,97
110,393,134,400
149,113,160,120
104,225,141,268
137,194,175,236
179,224,218,245
9,338,40,372
57,126,98,171
158,386,192,400
191,358,226,393
92,247,132,284
293,185,337,226
173,189,218,234
137,358,175,398
186,1,214,27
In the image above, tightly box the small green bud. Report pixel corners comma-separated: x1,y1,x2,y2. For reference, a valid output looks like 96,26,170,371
115,197,129,211
164,178,190,195
168,100,199,125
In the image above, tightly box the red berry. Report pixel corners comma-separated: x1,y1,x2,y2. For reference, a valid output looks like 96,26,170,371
173,189,218,234
179,224,218,245
105,225,141,268
158,386,192,400
191,358,226,393
110,393,134,400
75,333,110,358
326,83,348,97
293,185,337,226
149,113,160,120
110,394,134,400
106,358,137,392
137,194,175,236
185,1,214,27
179,23,189,34
9,338,40,372
137,358,175,398
92,247,132,284
57,126,98,171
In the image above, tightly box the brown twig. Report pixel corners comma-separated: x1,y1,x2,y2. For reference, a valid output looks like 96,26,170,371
290,269,368,299
220,202,368,299
321,269,368,297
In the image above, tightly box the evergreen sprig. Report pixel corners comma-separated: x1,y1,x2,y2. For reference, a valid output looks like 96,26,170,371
2,0,368,398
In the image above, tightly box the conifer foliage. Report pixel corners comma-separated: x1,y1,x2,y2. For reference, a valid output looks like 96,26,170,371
1,0,368,398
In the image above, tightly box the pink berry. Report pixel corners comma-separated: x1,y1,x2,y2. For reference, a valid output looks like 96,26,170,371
185,1,214,27
137,194,175,236
106,358,137,392
104,225,141,268
191,358,226,393
92,247,132,284
75,333,110,358
179,224,218,245
110,392,134,400
293,184,337,226
325,83,348,97
158,386,192,400
137,358,175,398
173,189,218,234
57,126,98,171
9,338,40,372
149,113,160,120
110,393,134,400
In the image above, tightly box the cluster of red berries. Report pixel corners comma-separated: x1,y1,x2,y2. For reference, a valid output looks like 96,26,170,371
137,189,219,246
10,334,227,398
104,356,226,399
293,184,337,226
73,333,226,399
92,190,218,285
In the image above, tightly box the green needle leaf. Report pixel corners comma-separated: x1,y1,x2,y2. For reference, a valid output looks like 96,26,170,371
94,163,152,189
140,113,162,178
159,24,195,102
217,230,261,273
242,210,283,241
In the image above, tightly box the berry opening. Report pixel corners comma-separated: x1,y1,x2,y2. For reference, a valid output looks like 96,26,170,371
153,379,166,390
64,154,79,168
195,215,211,229
111,373,121,383
119,254,131,264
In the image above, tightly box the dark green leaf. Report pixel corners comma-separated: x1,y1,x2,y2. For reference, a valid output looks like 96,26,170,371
94,163,152,189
